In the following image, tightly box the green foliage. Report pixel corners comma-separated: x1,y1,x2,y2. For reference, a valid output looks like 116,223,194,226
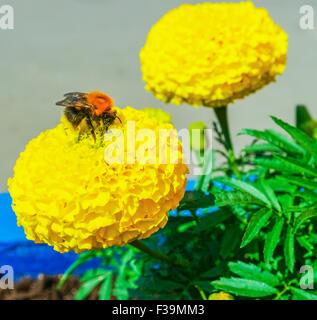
60,106,317,300
58,246,142,300
240,208,273,248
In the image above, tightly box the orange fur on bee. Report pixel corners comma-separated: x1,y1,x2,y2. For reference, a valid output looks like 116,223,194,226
86,91,114,116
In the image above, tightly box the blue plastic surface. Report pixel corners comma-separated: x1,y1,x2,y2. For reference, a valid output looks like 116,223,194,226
0,193,100,280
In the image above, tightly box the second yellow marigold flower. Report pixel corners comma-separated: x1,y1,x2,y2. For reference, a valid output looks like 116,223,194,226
140,1,288,108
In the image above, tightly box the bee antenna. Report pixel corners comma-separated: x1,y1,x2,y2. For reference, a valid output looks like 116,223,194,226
115,115,122,125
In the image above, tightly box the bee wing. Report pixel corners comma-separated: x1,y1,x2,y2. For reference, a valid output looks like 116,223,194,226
64,92,86,98
56,92,91,108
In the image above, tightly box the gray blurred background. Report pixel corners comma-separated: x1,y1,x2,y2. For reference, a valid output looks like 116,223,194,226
0,0,316,192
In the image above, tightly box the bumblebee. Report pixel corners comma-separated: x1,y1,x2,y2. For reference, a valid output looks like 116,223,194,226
56,91,120,141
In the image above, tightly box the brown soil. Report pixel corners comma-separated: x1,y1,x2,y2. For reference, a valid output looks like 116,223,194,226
0,274,99,300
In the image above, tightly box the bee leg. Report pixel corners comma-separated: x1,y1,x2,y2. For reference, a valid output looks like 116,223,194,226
102,115,110,132
86,116,96,142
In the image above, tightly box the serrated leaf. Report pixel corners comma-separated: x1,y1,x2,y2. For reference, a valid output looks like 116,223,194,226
294,208,317,232
264,217,284,264
241,208,273,248
271,116,317,160
211,277,278,298
99,272,113,300
228,262,280,287
290,287,317,300
214,177,271,206
258,179,281,212
215,190,264,207
284,226,295,273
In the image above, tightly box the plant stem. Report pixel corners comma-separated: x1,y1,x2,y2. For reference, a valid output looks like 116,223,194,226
274,285,289,300
130,240,189,269
214,106,241,178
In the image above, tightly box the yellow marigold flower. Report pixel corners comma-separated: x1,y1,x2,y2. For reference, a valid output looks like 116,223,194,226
8,106,188,253
208,292,234,300
144,108,172,124
140,1,288,108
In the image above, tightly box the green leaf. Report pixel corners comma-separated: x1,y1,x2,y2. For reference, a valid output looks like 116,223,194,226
238,128,269,141
177,221,197,233
290,287,317,300
178,191,214,212
296,105,313,129
228,262,280,287
214,177,271,206
211,277,278,298
243,143,281,154
239,128,304,155
296,105,317,138
295,208,317,232
75,276,105,300
215,190,264,207
254,156,317,177
264,217,284,264
241,208,273,248
271,116,317,160
258,179,281,212
295,190,317,202
297,236,314,252
80,268,110,282
284,226,295,273
267,178,297,193
265,129,305,155
276,176,317,190
278,194,293,211
99,272,113,300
